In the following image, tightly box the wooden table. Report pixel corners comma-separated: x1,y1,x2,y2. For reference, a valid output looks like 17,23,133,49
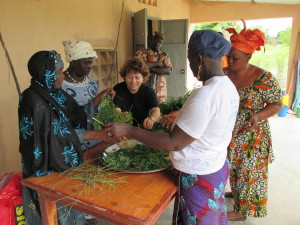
21,142,176,225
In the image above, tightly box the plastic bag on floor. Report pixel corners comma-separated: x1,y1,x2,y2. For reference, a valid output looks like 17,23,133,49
0,173,25,225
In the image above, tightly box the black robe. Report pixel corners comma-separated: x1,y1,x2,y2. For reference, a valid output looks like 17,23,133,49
19,51,87,224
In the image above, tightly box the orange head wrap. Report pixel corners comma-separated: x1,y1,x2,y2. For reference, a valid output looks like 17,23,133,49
226,19,266,54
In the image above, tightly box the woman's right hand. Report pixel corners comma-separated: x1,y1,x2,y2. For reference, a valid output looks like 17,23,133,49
143,117,155,130
245,114,259,131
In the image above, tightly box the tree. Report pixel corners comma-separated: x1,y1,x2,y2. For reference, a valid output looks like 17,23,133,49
278,27,291,46
191,21,291,89
192,22,235,33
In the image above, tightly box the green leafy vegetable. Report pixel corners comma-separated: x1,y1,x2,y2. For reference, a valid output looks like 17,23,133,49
159,90,191,115
93,95,133,129
103,144,170,171
153,90,191,132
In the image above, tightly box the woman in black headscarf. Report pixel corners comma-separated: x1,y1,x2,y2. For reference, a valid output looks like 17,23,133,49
19,50,115,224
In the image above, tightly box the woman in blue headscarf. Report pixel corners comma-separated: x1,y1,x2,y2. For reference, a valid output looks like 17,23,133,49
19,50,115,224
104,30,240,225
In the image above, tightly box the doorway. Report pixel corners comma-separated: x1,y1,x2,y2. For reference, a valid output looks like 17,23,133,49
132,8,189,98
147,18,159,46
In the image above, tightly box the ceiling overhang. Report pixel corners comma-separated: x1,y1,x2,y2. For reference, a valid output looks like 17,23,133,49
191,0,300,4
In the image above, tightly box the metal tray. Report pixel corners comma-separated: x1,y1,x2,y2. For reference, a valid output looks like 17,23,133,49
98,140,172,174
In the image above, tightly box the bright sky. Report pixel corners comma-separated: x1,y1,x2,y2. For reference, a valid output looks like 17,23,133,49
238,18,293,36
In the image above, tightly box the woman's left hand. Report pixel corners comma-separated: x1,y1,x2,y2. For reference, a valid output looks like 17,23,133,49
94,88,116,107
98,88,115,99
104,122,131,138
104,88,116,99
246,114,259,130
92,129,119,143
143,117,155,130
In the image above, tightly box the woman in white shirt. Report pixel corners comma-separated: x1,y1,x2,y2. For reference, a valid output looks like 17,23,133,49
105,30,239,225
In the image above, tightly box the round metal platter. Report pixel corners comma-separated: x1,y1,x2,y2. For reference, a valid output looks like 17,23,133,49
98,140,172,174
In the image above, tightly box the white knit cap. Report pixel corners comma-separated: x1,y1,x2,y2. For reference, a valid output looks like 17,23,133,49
62,40,97,63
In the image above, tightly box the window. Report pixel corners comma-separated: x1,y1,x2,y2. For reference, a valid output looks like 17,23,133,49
91,49,119,90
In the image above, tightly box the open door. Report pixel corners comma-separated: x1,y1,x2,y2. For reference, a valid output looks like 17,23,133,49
132,8,148,55
160,19,189,98
132,9,188,98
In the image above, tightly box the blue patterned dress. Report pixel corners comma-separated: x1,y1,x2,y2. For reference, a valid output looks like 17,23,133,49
61,76,100,150
19,51,87,224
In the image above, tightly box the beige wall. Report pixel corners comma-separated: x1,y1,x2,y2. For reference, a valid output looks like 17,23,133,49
190,1,300,96
1,0,299,178
0,0,190,178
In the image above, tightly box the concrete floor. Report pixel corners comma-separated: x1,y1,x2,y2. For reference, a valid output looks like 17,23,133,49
94,113,300,225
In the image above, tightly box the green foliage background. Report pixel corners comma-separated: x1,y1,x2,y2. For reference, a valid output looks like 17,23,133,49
192,22,291,89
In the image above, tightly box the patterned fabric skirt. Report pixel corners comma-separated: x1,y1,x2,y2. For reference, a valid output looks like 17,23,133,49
230,167,268,217
172,159,230,225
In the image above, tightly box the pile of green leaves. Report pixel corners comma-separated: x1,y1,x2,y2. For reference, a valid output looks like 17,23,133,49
93,95,133,129
159,91,191,115
103,144,169,171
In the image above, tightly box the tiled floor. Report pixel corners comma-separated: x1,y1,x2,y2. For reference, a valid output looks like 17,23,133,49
92,113,300,225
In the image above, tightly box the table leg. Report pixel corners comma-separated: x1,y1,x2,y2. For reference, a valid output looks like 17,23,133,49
38,192,58,225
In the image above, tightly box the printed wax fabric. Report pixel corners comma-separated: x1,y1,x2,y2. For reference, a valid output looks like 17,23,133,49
227,71,282,217
61,75,100,150
172,160,230,225
226,19,266,54
61,75,99,107
135,48,172,103
19,82,87,225
19,80,86,178
19,50,87,225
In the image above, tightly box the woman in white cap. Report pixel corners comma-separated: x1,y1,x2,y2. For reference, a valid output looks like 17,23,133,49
61,40,115,150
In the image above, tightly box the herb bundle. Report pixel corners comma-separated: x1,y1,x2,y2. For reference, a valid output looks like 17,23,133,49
153,90,191,132
61,159,127,193
159,90,191,115
53,160,127,222
93,95,133,129
103,144,170,171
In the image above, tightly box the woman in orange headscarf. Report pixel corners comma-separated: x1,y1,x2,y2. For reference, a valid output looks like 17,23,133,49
225,20,282,221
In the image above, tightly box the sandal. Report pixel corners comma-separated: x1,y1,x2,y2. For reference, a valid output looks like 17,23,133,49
227,212,247,221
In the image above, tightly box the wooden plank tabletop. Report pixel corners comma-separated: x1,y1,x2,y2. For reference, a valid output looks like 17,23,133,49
21,142,176,225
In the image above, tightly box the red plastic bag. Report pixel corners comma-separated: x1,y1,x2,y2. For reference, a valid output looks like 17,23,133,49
0,173,25,225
